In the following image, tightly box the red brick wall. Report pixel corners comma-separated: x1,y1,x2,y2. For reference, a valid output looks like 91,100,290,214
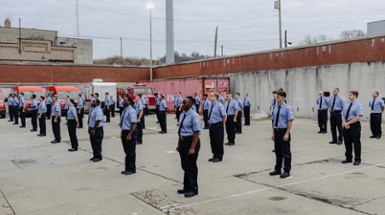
1,35,385,83
154,36,385,79
0,64,149,83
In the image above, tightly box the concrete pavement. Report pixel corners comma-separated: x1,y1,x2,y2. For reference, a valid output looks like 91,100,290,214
1,113,385,215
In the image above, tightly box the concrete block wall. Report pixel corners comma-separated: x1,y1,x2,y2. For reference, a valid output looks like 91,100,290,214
222,61,385,121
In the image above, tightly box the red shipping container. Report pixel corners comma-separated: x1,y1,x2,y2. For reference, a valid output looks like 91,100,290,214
140,77,230,113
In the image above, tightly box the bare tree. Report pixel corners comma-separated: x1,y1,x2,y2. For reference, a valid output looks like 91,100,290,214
340,30,366,39
300,35,332,45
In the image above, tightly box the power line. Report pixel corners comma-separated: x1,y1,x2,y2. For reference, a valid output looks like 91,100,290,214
53,0,280,23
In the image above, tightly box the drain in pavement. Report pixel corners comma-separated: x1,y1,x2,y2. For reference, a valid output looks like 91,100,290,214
268,196,287,201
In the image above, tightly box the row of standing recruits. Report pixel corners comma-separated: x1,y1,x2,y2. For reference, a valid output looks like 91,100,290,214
317,89,384,141
315,89,366,165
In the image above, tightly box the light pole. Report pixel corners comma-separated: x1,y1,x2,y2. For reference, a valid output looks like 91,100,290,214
146,3,154,81
274,0,282,48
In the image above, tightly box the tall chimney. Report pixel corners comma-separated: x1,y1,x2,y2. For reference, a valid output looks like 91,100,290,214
4,18,11,28
165,0,175,64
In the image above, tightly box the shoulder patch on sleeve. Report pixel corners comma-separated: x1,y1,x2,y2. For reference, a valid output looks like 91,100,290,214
194,117,199,123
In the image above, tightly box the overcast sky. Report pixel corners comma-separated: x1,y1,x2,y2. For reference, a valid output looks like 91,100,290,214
1,0,384,60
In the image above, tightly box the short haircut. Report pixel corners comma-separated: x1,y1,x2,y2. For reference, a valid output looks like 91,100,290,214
20,92,24,96
70,99,75,104
95,99,100,105
105,92,109,95
78,93,81,96
272,91,277,94
40,96,45,100
186,96,195,103
334,88,339,92
91,94,94,96
375,91,379,96
212,93,219,99
236,93,240,96
127,97,134,104
350,90,359,98
32,94,36,99
137,93,143,98
95,93,99,97
277,91,287,98
161,94,165,99
203,94,208,97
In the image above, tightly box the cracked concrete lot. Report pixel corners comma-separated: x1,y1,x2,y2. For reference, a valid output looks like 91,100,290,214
1,113,385,215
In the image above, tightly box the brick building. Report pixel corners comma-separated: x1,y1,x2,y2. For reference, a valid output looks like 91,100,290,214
0,18,93,64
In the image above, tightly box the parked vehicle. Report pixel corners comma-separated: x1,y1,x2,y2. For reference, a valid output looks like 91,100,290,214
127,84,156,110
140,77,230,113
46,86,79,115
10,86,44,115
0,87,6,118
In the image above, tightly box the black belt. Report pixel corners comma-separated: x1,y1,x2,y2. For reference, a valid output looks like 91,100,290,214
179,136,193,141
318,109,327,111
274,128,287,132
331,110,342,113
371,112,382,114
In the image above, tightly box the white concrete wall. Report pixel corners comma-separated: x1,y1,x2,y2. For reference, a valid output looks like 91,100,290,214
216,61,385,121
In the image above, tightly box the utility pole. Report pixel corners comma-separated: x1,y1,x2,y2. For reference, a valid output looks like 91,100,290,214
19,18,21,54
76,0,80,37
284,30,287,48
221,45,224,57
146,3,154,81
214,26,218,57
274,0,282,48
120,37,123,58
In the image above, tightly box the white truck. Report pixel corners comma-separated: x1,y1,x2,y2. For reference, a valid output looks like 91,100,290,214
77,81,117,113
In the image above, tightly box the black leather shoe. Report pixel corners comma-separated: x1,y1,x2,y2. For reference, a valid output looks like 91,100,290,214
353,161,361,166
329,141,337,144
236,132,242,134
269,170,281,176
90,158,95,161
177,189,187,194
318,131,322,134
12,123,18,125
376,136,381,139
341,160,352,164
370,136,376,138
212,157,222,163
225,142,235,146
322,132,326,134
30,130,37,132
93,158,103,162
68,148,78,152
208,158,215,162
124,171,136,175
337,142,342,145
184,191,198,198
51,140,60,144
19,126,25,128
159,131,167,134
37,134,46,137
136,142,142,144
280,172,290,179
